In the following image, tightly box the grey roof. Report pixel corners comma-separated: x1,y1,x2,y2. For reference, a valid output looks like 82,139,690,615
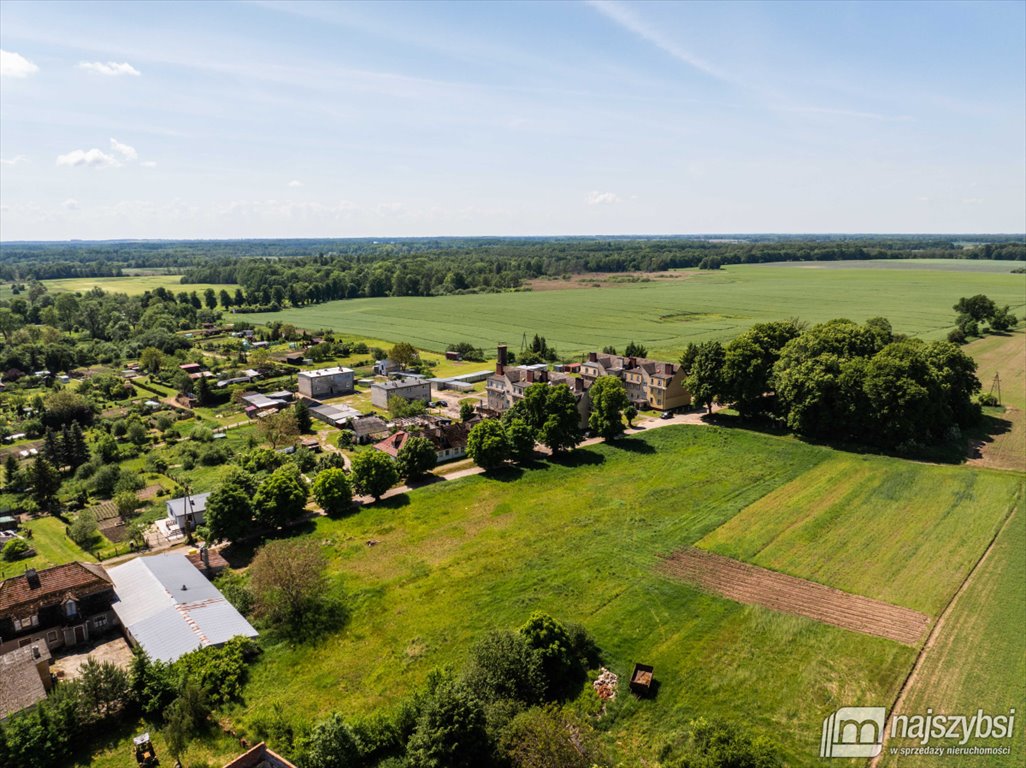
107,553,257,663
298,366,353,379
242,393,286,409
0,644,49,720
374,378,429,390
166,492,211,519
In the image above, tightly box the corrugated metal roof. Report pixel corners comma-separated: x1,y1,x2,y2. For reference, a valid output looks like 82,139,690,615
108,553,257,663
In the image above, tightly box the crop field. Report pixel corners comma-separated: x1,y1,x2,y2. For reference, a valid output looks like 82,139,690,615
244,262,1026,358
697,454,1021,615
878,494,1025,767
134,425,1012,767
39,275,234,296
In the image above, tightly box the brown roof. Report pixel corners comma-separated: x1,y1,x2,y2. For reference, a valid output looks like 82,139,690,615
185,549,230,574
0,562,111,617
374,431,409,458
222,743,297,768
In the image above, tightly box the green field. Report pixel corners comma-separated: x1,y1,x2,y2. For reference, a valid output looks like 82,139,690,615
698,455,1020,614
879,493,1025,767
90,424,1011,767
244,263,1026,358
39,275,233,296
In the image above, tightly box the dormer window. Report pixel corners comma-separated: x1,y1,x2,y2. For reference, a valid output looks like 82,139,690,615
13,614,39,631
64,600,78,618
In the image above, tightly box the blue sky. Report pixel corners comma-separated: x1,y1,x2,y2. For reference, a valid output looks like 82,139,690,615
1,0,1023,239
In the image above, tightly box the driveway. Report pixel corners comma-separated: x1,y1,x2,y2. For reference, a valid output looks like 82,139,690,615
52,636,133,680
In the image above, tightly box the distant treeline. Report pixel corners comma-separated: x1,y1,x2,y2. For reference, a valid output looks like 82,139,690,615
1,237,1023,299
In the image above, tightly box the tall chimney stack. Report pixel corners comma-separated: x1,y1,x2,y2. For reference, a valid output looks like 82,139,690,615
496,344,507,376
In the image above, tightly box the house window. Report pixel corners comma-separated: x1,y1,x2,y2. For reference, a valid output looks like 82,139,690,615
65,600,78,618
13,614,39,631
94,615,108,630
47,630,59,644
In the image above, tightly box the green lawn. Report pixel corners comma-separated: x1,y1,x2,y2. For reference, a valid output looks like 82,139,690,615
0,516,98,579
169,425,1014,767
244,263,1026,358
698,454,1021,615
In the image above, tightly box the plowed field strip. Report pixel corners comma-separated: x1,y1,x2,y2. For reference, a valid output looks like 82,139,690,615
659,548,931,646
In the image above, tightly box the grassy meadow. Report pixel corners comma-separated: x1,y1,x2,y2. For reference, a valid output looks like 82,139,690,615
39,275,233,296
244,262,1026,358
86,424,1014,767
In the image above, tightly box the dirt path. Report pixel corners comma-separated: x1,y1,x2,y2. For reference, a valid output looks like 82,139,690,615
659,548,932,646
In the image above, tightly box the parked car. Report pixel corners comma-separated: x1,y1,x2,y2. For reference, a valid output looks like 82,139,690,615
660,411,673,420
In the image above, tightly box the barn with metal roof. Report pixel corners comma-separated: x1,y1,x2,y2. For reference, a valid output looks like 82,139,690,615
107,553,257,663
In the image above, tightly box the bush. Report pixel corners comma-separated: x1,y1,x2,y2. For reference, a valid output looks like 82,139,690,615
658,717,782,768
978,393,1000,407
518,613,595,701
69,511,99,549
462,630,545,706
2,537,30,561
172,637,257,707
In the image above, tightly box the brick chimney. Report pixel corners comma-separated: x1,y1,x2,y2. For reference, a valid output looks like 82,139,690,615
526,370,535,383
587,352,598,363
496,344,508,376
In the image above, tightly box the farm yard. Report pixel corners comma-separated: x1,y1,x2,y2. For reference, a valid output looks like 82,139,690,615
72,424,1013,767
244,262,1026,358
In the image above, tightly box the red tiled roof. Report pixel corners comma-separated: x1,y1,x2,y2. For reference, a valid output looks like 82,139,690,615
0,562,111,616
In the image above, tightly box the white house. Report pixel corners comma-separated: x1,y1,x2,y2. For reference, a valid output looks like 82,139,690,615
166,492,210,532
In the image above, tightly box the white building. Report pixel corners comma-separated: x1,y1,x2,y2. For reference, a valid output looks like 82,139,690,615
298,367,354,399
107,553,257,663
371,378,432,409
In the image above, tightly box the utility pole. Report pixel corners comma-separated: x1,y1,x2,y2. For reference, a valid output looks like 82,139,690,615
988,373,1001,405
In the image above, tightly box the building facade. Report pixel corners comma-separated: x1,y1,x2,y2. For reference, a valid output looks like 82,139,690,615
298,367,355,399
370,378,432,409
0,563,118,655
580,352,691,411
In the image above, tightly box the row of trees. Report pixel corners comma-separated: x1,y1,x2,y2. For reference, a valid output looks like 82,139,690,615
684,318,985,450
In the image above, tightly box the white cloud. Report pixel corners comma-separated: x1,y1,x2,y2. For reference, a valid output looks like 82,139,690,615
586,1,730,83
110,138,138,160
287,180,303,188
1,50,39,78
0,155,29,166
587,190,621,206
56,148,120,168
78,61,141,77
63,199,80,211
141,160,158,168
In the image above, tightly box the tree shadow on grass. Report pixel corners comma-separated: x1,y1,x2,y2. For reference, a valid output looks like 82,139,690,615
549,448,605,468
482,465,526,483
606,436,656,453
377,493,411,509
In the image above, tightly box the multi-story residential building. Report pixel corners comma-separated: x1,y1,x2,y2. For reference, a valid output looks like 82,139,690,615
580,352,690,411
371,378,431,409
298,366,355,399
486,345,590,428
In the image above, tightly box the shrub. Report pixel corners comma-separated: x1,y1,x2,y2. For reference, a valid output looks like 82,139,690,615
2,538,30,561
350,450,399,501
462,630,545,706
